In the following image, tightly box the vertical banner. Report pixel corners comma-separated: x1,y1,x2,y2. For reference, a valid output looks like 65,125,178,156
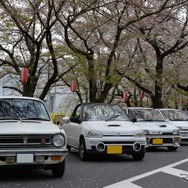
123,91,128,102
20,68,28,84
70,80,77,92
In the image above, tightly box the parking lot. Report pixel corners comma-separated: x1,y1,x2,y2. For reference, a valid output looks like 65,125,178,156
0,144,188,188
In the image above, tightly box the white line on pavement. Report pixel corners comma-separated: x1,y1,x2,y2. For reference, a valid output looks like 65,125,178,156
104,158,188,188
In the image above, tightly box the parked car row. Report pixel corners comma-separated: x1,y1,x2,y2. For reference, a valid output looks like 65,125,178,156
0,96,187,179
62,103,188,162
63,103,146,161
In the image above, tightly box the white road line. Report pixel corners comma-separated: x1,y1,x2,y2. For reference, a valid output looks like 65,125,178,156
104,158,188,188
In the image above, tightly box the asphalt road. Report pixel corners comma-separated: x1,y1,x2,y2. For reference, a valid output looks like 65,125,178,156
1,143,188,188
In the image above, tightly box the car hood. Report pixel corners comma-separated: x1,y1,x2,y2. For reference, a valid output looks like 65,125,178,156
83,121,143,135
168,121,188,129
0,120,62,135
133,121,177,132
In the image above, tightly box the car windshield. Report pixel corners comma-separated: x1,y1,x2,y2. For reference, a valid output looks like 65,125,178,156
0,98,50,121
160,110,188,121
128,109,165,121
83,104,129,121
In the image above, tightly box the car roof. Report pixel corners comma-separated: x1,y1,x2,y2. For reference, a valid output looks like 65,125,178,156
156,108,180,111
0,96,43,102
125,107,153,110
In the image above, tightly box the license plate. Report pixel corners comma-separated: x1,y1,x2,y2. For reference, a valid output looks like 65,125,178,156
152,138,163,145
17,154,34,163
107,146,122,154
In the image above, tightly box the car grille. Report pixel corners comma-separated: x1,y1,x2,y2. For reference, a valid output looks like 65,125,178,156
162,132,173,135
0,135,53,147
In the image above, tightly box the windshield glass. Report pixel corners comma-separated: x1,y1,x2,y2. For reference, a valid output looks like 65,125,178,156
160,110,188,121
128,108,165,121
83,104,129,121
0,98,50,121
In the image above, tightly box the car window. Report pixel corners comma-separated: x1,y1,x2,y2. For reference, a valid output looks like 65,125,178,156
74,106,81,119
83,104,129,121
128,109,165,121
161,110,188,121
0,98,50,121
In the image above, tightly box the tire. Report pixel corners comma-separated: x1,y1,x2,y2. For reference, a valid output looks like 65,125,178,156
51,160,65,178
132,152,145,161
79,138,89,161
167,146,178,151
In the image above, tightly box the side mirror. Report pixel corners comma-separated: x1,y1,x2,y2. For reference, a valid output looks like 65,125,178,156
131,118,137,123
70,117,81,124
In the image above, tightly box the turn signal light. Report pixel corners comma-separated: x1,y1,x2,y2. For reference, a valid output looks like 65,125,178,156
51,156,61,161
6,157,16,164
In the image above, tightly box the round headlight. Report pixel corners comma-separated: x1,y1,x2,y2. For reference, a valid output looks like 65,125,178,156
52,134,65,147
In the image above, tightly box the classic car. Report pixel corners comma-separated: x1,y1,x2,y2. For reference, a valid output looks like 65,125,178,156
63,103,146,161
0,96,68,178
156,108,188,141
124,107,181,151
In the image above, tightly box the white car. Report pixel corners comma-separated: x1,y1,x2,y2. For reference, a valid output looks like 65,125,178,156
124,107,181,151
63,103,146,161
0,96,68,178
157,109,188,141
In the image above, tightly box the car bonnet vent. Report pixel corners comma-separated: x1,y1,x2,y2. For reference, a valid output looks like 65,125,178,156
108,124,120,127
160,125,167,127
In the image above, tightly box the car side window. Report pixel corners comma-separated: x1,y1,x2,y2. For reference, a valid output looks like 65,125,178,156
75,106,81,119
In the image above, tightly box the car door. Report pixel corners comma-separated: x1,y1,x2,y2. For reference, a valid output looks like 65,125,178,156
68,105,82,148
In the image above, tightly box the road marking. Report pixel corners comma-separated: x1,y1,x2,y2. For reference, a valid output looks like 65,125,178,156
104,158,188,188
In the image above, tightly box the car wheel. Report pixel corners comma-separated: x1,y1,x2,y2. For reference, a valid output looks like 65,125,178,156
79,138,88,161
132,152,145,161
167,146,178,151
51,160,65,178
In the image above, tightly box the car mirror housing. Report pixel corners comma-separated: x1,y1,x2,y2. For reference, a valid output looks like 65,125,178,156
131,118,137,123
70,117,81,124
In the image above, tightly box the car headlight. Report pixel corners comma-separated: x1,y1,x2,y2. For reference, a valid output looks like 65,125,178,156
134,131,146,137
173,129,180,135
143,130,150,135
87,130,103,138
177,126,183,131
52,134,65,147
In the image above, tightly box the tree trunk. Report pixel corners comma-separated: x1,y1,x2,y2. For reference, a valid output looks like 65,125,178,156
153,57,164,108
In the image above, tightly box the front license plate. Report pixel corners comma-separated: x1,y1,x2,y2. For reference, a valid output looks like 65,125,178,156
17,154,34,163
152,138,163,145
107,146,122,154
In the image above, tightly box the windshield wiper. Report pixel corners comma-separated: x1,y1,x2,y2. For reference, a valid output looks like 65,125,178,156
0,117,19,120
105,114,121,121
142,119,155,122
20,117,49,121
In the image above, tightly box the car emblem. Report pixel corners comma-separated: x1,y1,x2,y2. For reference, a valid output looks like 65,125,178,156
41,138,46,144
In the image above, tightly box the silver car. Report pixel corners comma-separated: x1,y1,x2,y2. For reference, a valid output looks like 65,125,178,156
157,109,188,141
0,97,68,178
124,107,181,151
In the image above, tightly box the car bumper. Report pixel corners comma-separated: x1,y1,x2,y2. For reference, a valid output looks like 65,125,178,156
146,135,181,147
180,131,188,140
0,148,68,166
84,136,146,155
